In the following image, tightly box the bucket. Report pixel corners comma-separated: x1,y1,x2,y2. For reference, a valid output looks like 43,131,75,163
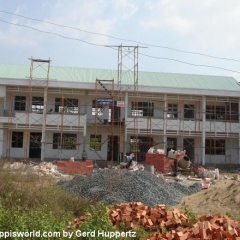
145,165,154,174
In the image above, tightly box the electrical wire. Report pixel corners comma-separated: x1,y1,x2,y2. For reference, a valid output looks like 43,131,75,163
0,19,104,47
1,10,240,63
140,53,240,74
0,17,240,74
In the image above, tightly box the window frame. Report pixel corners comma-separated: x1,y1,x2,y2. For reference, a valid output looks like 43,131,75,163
167,138,177,153
184,104,195,119
55,98,78,114
12,131,24,148
206,105,226,120
91,100,104,116
131,102,154,117
205,139,225,155
31,97,44,113
90,134,102,151
52,133,77,150
167,103,178,118
14,96,26,111
130,137,140,153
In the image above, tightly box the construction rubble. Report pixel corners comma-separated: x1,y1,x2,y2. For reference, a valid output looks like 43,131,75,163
2,161,70,178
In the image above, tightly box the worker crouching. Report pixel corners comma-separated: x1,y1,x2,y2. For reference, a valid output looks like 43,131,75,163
124,153,134,169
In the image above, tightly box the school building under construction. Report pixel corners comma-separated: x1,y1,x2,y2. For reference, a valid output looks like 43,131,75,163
0,56,240,167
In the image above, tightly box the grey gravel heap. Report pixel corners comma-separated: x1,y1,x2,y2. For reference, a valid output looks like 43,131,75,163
57,169,202,207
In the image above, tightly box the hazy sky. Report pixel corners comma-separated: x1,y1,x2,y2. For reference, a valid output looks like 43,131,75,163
0,0,240,81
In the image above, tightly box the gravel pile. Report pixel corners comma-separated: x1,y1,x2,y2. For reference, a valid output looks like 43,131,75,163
56,169,202,207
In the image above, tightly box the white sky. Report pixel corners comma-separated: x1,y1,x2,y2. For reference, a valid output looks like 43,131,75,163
0,0,240,81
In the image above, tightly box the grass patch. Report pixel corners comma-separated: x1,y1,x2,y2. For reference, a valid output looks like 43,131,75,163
0,160,98,239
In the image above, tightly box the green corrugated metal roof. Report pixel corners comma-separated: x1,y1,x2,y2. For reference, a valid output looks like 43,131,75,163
0,63,239,91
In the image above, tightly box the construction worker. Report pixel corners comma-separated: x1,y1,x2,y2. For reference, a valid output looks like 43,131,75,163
125,153,133,169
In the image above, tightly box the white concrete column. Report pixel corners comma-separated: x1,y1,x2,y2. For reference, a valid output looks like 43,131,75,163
201,96,206,166
163,94,167,153
83,91,88,151
41,87,48,161
83,124,87,150
0,86,6,117
123,92,128,156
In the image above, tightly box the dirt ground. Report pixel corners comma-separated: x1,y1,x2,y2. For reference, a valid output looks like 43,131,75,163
173,174,240,220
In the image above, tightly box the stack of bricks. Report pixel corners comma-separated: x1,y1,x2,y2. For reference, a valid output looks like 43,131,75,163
109,202,189,232
108,202,240,240
145,153,174,173
66,202,240,239
57,160,93,175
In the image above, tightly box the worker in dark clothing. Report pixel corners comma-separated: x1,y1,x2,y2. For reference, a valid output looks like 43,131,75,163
173,159,178,176
125,153,133,169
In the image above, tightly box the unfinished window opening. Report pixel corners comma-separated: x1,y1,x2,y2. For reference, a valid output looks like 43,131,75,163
167,104,178,118
90,134,101,151
55,98,78,114
53,133,77,150
226,102,239,121
130,137,140,153
131,102,154,117
92,100,104,116
12,132,24,148
14,96,26,111
184,104,195,119
205,139,225,155
167,138,177,153
206,105,226,120
32,97,44,113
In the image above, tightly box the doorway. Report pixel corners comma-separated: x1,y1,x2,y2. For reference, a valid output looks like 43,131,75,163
107,135,119,162
29,132,42,158
183,138,195,162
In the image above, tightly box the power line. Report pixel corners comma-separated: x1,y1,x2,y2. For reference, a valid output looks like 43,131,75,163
0,18,240,74
0,19,104,47
140,53,240,74
1,10,240,63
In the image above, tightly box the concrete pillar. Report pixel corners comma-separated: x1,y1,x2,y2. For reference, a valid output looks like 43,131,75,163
163,94,167,153
83,91,88,151
0,86,6,116
201,96,206,166
123,92,128,155
41,88,47,161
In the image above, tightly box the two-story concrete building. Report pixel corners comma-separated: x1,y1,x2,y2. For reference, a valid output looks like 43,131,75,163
0,61,240,166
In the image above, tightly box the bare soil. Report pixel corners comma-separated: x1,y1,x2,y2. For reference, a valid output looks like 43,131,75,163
174,176,240,220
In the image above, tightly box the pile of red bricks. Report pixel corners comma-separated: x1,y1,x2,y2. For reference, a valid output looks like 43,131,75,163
145,154,175,173
109,202,188,231
57,160,93,175
108,202,240,240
